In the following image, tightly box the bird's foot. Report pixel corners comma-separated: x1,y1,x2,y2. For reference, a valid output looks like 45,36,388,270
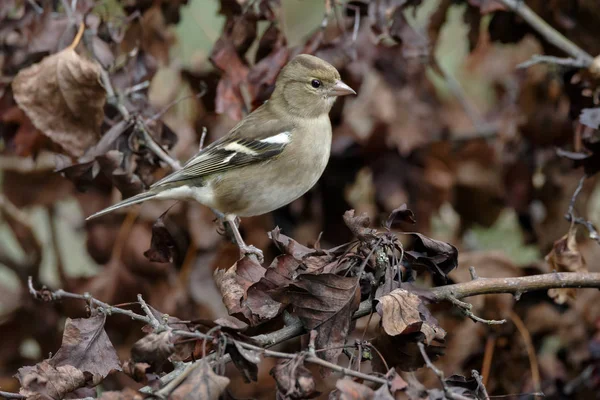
239,244,264,263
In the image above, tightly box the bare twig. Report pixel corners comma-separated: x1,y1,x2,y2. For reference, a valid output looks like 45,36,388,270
564,175,600,242
28,277,153,325
447,296,506,325
136,120,182,171
472,370,490,400
0,390,26,399
499,0,593,65
517,55,590,69
418,343,471,400
508,311,541,397
137,294,161,330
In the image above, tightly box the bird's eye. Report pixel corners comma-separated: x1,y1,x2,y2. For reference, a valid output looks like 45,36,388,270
311,79,321,88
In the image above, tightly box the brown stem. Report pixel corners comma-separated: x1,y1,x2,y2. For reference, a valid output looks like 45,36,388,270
429,272,600,301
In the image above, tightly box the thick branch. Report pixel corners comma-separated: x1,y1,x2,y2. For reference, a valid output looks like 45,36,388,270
429,272,600,301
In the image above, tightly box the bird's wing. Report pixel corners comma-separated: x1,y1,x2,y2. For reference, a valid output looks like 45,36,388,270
150,116,294,188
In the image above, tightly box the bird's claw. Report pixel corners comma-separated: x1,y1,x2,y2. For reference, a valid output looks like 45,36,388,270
240,245,264,263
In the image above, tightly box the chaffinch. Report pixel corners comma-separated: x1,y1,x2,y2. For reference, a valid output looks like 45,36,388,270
87,54,356,259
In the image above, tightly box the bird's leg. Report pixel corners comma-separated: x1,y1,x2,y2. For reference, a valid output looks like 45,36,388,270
224,214,264,262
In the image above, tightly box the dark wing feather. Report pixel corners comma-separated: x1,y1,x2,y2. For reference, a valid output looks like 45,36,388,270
150,115,293,188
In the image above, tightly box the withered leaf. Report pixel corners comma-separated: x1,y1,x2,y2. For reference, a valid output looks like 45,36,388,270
130,331,174,371
343,210,378,240
372,331,445,372
271,274,360,366
270,356,319,400
545,225,587,304
227,341,261,383
385,204,416,229
144,210,178,263
49,315,121,385
170,360,230,400
97,387,144,400
334,378,374,400
377,289,423,336
403,233,458,280
12,47,106,157
214,255,277,325
17,361,90,400
272,274,359,330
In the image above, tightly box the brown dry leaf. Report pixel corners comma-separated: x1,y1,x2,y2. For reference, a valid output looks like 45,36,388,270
170,360,230,400
545,225,587,304
377,289,423,336
214,255,278,324
270,356,319,399
97,387,144,400
0,106,48,157
271,274,360,366
130,331,174,371
49,314,121,385
12,47,106,157
334,378,374,400
211,40,250,121
17,360,90,400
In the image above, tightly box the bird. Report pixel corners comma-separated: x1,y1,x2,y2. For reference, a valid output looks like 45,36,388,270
86,54,356,260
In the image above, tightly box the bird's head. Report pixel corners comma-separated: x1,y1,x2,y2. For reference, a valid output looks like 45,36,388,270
271,54,356,118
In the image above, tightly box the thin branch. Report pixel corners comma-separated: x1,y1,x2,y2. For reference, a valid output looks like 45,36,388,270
136,120,182,171
499,0,593,65
508,311,541,397
137,294,161,330
418,343,471,400
0,390,26,399
517,55,590,69
429,272,600,301
564,175,600,243
447,296,506,325
28,277,153,325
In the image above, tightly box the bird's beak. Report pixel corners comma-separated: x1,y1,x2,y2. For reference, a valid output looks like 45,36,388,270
330,80,356,96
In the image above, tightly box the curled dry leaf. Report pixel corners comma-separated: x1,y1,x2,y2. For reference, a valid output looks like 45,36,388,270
333,378,375,400
402,233,458,281
545,225,587,304
49,314,121,385
227,341,261,383
12,47,106,157
170,360,230,400
97,387,144,400
17,361,91,400
144,210,179,263
271,274,360,367
270,356,319,400
377,288,423,336
343,209,378,240
214,255,279,325
130,330,174,371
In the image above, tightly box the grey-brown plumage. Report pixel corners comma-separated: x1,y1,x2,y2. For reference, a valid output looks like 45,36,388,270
87,54,356,258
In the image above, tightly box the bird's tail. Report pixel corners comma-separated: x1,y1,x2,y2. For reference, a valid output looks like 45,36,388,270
86,191,157,220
